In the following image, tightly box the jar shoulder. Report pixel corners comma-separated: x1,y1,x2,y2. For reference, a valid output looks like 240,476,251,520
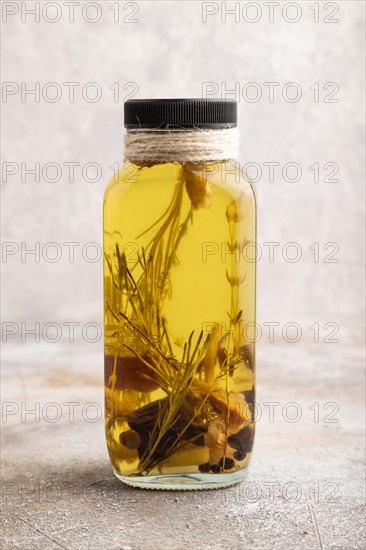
104,161,256,207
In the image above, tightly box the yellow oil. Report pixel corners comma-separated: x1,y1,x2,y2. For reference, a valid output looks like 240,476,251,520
103,161,256,480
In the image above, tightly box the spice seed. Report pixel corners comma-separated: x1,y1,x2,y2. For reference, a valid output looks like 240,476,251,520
234,449,247,461
219,457,235,470
198,462,212,473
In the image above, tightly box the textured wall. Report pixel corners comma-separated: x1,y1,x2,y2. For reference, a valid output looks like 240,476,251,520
2,0,365,343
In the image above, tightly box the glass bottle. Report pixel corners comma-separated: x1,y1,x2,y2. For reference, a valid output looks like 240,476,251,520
103,99,256,489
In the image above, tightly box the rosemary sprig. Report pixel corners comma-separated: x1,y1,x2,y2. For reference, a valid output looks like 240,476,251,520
138,331,210,473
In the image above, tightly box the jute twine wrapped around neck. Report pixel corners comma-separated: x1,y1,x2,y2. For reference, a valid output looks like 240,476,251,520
124,128,239,164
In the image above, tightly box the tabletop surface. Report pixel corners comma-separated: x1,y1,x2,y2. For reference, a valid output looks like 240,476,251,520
2,329,365,550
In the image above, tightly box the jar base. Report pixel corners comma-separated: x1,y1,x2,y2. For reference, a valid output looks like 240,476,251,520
113,468,249,490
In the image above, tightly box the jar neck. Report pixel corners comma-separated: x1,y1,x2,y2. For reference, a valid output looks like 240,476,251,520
124,127,239,165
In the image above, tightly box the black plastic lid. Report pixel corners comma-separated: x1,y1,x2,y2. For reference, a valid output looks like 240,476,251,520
124,99,237,129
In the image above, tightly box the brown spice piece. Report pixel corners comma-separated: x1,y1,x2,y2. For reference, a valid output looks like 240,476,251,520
105,354,159,392
119,429,141,450
183,163,213,210
228,425,254,454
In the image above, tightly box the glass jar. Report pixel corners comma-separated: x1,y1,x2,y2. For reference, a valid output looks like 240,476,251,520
103,99,256,489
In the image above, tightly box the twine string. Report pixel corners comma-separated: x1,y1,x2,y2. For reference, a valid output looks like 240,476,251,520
124,128,239,163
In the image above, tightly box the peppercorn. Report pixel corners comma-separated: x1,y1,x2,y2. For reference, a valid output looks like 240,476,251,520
234,449,247,461
198,462,211,473
219,457,235,470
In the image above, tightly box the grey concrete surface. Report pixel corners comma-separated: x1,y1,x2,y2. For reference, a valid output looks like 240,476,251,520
1,331,365,549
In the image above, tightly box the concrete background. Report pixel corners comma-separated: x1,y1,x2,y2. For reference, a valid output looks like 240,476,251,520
1,1,365,549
